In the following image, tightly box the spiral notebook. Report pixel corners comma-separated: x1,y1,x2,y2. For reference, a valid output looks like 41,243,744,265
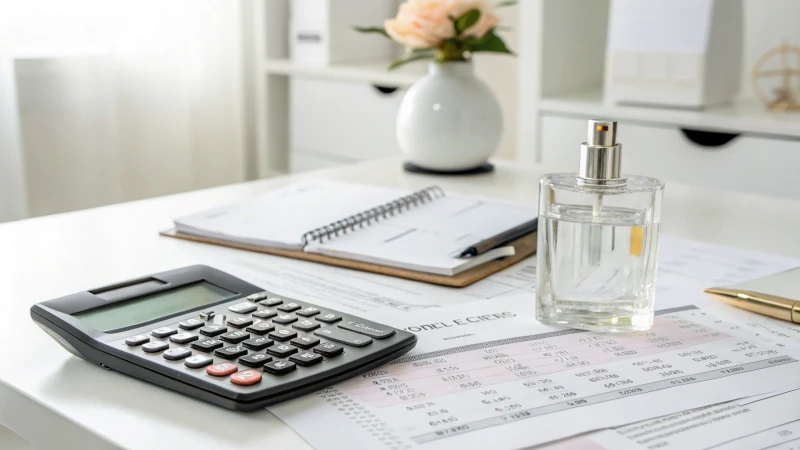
163,180,537,285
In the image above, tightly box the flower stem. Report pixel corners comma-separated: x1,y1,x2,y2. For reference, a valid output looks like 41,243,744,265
436,39,468,62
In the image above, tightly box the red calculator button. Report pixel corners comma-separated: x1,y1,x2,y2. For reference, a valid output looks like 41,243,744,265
230,369,262,386
206,362,238,377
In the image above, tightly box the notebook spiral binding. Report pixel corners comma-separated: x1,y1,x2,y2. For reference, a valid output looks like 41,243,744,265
301,185,446,246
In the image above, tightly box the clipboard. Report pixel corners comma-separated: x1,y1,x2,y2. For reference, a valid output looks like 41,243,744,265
160,228,536,288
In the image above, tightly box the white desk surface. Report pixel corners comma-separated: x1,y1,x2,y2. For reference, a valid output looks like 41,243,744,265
2,158,800,450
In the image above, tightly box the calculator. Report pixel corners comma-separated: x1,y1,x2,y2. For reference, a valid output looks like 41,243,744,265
30,265,417,411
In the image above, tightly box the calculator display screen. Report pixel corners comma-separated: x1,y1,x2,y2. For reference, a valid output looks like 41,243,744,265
74,281,236,331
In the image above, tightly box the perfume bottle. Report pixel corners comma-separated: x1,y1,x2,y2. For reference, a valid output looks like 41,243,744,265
536,120,664,332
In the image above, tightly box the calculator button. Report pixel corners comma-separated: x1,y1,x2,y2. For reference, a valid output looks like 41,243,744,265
263,360,296,375
178,318,204,330
253,309,277,319
142,341,169,353
313,342,344,357
231,369,262,386
199,325,227,337
170,332,199,344
239,353,272,368
293,319,320,332
125,335,150,346
191,339,224,352
243,336,274,351
269,327,298,341
246,321,275,335
277,302,302,312
215,345,248,359
316,313,342,324
229,302,257,314
246,292,269,302
291,335,320,349
220,330,250,343
206,362,238,377
151,327,177,338
227,317,254,328
273,314,298,325
267,343,298,358
163,348,192,361
290,351,323,367
314,327,372,347
259,298,283,307
337,319,396,340
297,307,321,317
199,310,215,321
185,354,213,368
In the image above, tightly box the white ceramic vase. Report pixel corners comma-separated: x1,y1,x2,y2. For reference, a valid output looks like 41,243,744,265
397,61,503,172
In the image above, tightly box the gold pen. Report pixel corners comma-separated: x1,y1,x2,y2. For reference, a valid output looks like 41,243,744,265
704,288,800,324
704,267,800,324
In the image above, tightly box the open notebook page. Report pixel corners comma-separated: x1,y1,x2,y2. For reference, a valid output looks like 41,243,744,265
304,194,537,275
174,180,409,250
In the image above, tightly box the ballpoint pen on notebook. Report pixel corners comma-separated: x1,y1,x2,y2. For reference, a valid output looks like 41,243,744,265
704,267,800,324
459,219,538,258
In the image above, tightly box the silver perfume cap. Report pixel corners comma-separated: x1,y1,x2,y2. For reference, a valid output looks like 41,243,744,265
578,119,623,182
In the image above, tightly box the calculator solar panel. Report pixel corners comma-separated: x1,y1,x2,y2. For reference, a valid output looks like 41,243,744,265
30,265,417,411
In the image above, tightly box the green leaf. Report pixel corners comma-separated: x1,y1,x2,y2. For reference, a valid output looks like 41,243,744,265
463,36,482,47
495,0,517,7
467,30,514,55
388,52,434,70
454,9,481,36
352,26,390,39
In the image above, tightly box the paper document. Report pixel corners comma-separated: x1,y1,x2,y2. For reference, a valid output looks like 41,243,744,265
656,235,800,298
544,294,800,450
707,301,800,352
549,389,800,450
714,418,800,450
224,254,536,316
218,234,797,322
268,296,800,450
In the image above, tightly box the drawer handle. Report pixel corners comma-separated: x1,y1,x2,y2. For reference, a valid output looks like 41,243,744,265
372,85,400,95
679,128,740,148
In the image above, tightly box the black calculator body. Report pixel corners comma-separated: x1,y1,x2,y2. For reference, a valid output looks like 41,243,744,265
30,265,416,411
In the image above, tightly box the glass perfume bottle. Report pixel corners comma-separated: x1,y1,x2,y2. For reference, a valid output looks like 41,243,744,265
536,120,664,332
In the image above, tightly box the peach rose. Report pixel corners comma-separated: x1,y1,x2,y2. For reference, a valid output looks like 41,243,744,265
384,0,500,49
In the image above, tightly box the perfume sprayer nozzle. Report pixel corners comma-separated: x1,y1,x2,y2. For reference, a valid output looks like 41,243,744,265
579,119,623,182
588,120,617,147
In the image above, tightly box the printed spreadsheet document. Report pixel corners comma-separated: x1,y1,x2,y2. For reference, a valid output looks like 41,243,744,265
267,296,800,450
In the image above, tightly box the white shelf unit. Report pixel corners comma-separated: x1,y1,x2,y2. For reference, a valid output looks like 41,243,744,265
253,0,800,192
252,0,521,175
252,0,423,176
263,58,426,87
516,0,800,198
539,88,800,139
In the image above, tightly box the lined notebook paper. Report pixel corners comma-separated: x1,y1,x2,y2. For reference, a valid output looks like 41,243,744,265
174,180,536,276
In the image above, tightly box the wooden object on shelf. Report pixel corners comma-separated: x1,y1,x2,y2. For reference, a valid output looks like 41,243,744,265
752,39,800,112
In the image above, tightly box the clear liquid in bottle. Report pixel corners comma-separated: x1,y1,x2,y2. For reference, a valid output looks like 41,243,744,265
537,201,661,331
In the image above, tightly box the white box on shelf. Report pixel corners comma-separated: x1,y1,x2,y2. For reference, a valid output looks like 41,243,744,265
290,0,397,65
539,114,800,199
604,0,743,109
290,77,404,161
